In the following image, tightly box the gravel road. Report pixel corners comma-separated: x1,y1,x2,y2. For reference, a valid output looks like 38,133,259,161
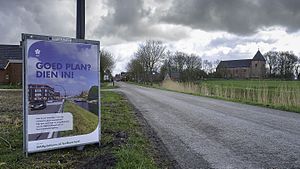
116,82,300,169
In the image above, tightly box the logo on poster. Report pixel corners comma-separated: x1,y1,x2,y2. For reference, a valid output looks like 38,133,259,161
35,49,40,57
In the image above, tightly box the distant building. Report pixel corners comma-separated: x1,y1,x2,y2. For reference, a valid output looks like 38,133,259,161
164,72,180,81
120,72,128,81
114,74,121,81
28,84,56,102
115,72,130,82
216,50,266,79
0,45,22,84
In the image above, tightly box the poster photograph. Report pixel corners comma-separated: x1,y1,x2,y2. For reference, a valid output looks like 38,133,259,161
23,34,100,153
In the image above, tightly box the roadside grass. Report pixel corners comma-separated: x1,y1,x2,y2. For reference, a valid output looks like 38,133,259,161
130,79,300,113
0,84,22,89
60,101,98,137
0,90,158,168
201,80,300,112
101,82,119,89
127,81,161,89
101,91,157,169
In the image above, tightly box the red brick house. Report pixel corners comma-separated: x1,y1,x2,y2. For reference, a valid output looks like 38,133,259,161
0,45,22,84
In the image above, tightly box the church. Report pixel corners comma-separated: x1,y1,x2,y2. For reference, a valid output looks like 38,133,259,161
216,50,266,79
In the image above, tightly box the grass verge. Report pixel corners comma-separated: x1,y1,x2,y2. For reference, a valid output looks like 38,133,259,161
0,90,158,169
130,80,300,113
100,91,157,169
0,84,22,89
101,82,119,89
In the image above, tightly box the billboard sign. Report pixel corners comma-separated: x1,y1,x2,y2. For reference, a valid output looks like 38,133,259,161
22,34,100,153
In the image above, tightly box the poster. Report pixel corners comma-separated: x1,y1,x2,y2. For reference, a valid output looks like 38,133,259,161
22,34,100,153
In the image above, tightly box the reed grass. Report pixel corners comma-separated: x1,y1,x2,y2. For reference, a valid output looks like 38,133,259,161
161,80,300,113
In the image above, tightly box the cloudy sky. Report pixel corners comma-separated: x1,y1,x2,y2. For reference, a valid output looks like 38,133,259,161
1,0,300,74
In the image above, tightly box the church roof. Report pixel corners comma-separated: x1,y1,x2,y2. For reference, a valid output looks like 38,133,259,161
252,50,266,61
217,50,266,69
217,59,252,69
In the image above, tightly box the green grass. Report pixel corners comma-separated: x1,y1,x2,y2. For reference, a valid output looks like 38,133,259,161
61,101,98,136
198,79,300,112
101,91,157,169
0,91,158,168
0,84,22,89
101,82,119,89
127,81,161,89
200,79,300,91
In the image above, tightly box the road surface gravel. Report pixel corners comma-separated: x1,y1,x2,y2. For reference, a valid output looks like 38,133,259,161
115,82,300,169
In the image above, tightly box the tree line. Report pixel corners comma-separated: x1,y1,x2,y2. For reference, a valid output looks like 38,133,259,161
124,40,300,82
160,51,214,82
264,51,300,79
126,40,224,83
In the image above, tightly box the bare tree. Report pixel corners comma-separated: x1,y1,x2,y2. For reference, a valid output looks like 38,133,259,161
277,51,298,79
173,52,186,80
202,60,213,74
212,60,221,73
184,54,202,81
135,40,166,83
185,54,202,70
296,56,300,80
126,58,144,82
100,49,115,82
162,51,205,81
264,51,279,76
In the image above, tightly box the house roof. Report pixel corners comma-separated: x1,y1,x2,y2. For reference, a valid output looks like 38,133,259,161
217,59,252,69
0,45,22,60
252,50,266,61
0,60,9,70
0,45,22,69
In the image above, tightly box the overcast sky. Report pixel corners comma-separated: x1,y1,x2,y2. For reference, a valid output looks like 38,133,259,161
1,0,300,74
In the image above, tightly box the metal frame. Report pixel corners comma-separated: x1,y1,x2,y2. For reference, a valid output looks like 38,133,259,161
22,33,101,155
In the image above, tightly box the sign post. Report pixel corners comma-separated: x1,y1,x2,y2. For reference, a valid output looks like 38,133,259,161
22,34,100,154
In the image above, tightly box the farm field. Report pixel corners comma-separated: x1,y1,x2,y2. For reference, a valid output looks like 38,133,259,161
161,79,300,113
201,79,300,89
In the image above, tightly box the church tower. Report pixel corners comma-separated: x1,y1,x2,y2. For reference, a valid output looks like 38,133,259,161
250,50,266,78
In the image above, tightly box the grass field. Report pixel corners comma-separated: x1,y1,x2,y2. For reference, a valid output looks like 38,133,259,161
0,90,158,168
161,79,300,113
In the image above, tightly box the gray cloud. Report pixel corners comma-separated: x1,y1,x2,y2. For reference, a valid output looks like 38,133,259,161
0,0,75,44
93,0,148,40
201,49,255,62
93,0,189,43
161,0,300,35
208,37,277,48
2,0,299,45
